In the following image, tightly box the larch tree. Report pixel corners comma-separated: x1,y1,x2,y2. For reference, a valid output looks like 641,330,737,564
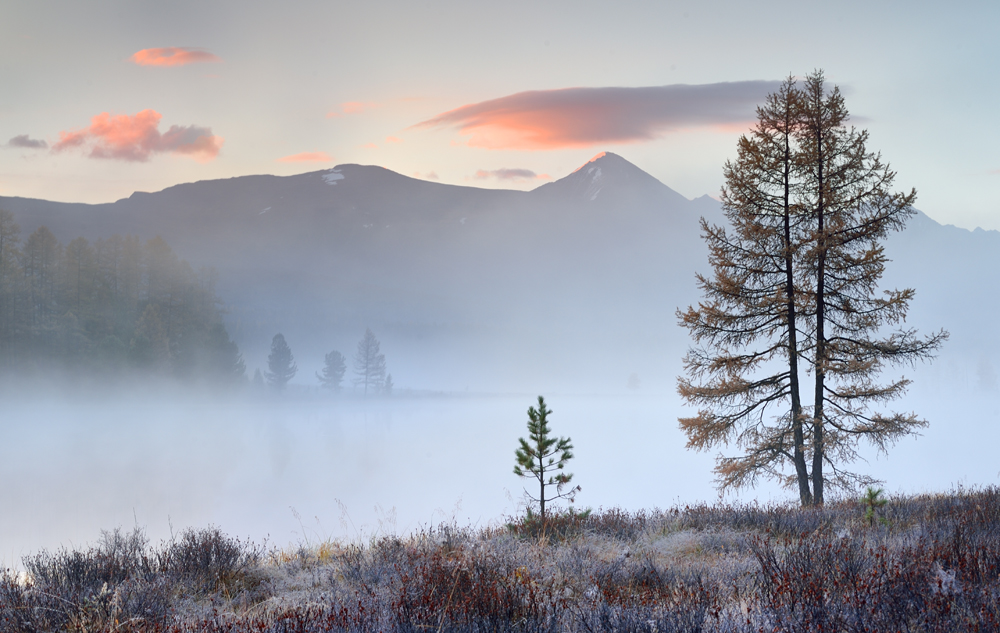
513,396,579,522
62,236,97,317
678,77,815,505
202,322,247,384
266,333,298,392
23,226,60,334
679,71,946,506
0,210,21,351
795,70,947,502
353,328,386,396
317,349,347,393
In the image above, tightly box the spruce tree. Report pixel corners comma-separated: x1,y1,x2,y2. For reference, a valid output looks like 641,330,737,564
317,349,347,393
266,333,297,392
513,396,579,522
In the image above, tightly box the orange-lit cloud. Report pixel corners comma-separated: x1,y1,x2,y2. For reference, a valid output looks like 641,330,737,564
415,82,781,149
131,47,222,67
473,168,549,181
385,136,402,144
52,110,223,162
276,151,333,163
327,101,379,118
361,143,378,149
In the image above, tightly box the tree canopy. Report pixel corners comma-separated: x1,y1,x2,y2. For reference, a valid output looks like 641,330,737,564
678,71,946,505
266,333,297,392
317,349,347,393
353,328,387,396
0,213,245,384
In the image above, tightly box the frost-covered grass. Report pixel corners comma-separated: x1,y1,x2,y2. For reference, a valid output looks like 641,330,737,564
4,487,1000,631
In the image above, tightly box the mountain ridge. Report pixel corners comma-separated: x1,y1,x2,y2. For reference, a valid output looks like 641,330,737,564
0,152,992,392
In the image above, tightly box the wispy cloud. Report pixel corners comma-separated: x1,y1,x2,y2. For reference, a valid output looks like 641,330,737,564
327,101,379,118
276,151,333,163
473,168,550,181
6,134,47,149
131,47,222,67
415,82,782,149
52,110,223,162
385,136,402,144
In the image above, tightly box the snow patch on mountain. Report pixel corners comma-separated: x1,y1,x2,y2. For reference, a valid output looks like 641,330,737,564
585,166,603,200
322,169,345,186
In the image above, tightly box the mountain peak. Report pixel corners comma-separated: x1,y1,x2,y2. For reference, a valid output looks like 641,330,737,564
570,151,625,173
533,150,687,205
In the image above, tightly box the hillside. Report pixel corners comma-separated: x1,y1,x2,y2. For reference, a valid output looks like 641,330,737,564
1,152,993,393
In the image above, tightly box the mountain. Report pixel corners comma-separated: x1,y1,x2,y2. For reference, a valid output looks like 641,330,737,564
0,152,992,393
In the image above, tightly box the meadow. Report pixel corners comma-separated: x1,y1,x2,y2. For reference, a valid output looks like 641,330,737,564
3,486,999,632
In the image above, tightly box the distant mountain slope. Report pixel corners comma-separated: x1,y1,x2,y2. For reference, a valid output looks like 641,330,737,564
0,152,991,393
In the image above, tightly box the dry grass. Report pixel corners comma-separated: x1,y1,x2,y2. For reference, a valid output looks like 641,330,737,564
3,487,1000,631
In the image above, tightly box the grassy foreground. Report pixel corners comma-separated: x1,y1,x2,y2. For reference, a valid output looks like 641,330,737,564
3,487,1000,632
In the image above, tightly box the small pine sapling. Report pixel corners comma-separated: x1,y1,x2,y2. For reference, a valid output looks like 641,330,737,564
862,486,889,526
514,396,580,523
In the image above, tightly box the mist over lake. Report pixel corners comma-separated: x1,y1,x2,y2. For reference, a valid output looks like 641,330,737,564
4,362,997,567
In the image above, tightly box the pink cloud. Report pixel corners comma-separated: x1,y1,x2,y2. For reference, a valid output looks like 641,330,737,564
327,101,379,118
131,47,222,67
361,143,378,149
385,136,402,144
414,82,781,150
52,110,223,162
276,151,333,163
473,168,549,181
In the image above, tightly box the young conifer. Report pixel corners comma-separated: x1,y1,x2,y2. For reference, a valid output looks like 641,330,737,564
513,396,579,522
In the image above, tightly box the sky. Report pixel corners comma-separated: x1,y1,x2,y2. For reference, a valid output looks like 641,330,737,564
1,0,997,230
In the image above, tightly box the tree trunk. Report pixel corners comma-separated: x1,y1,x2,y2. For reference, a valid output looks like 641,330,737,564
538,448,546,522
784,123,813,507
811,120,826,507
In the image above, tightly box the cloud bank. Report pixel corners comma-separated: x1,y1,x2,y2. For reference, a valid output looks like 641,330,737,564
277,152,333,163
131,47,222,67
7,135,47,149
53,110,223,162
473,168,548,181
415,82,782,149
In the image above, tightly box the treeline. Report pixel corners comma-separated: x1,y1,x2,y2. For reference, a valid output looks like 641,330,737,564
254,328,394,396
0,209,245,383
